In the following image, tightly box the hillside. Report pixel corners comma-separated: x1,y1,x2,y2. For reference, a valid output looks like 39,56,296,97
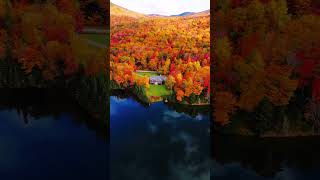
148,14,166,17
111,3,209,18
191,10,210,17
150,11,209,17
110,2,145,18
111,8,210,104
171,12,195,17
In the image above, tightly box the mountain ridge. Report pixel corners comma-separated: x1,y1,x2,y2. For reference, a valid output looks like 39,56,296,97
171,12,195,17
110,2,145,18
111,2,209,18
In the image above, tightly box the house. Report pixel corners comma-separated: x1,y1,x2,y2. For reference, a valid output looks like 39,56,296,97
150,75,166,85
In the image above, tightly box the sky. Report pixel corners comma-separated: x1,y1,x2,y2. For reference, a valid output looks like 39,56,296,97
111,0,210,16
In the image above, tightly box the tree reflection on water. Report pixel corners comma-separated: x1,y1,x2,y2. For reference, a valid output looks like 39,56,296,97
0,88,108,141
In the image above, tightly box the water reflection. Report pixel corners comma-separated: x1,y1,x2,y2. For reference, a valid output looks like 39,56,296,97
212,134,320,180
110,91,210,180
0,88,107,140
0,88,108,180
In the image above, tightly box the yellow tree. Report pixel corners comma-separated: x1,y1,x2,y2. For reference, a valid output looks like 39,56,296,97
162,58,171,75
165,75,175,90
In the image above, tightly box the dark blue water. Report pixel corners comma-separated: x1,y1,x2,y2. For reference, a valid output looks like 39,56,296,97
110,91,210,180
0,89,107,180
212,135,320,180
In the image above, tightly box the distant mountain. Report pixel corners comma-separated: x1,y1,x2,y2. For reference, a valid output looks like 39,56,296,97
192,10,210,16
110,3,145,18
169,10,210,17
171,12,195,17
111,3,209,18
148,14,166,17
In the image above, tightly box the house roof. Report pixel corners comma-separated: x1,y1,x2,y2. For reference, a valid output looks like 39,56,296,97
150,76,166,82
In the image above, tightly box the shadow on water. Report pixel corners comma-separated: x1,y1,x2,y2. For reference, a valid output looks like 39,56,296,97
111,89,210,116
0,88,108,141
212,134,320,180
0,88,108,179
111,89,151,108
165,102,210,118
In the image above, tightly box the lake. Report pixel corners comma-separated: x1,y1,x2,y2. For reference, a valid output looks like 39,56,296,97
0,89,108,180
6,88,319,180
110,90,211,180
212,134,320,180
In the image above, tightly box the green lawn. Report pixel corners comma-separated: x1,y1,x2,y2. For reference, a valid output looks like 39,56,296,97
136,71,172,102
136,71,159,77
145,85,172,97
80,34,108,45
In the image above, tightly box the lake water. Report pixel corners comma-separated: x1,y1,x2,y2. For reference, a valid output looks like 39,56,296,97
5,88,319,180
0,89,108,180
212,134,320,180
110,90,211,180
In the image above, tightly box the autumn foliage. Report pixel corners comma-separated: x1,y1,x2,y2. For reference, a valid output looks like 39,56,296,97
0,1,107,81
213,0,320,125
110,14,210,104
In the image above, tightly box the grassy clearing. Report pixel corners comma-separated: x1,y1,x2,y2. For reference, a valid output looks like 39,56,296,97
136,71,159,77
145,85,172,97
80,34,108,45
135,71,172,102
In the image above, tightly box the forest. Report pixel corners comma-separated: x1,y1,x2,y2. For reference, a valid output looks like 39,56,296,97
110,9,210,105
0,0,108,122
213,0,320,136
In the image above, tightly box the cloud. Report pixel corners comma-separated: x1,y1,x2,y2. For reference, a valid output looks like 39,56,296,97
111,0,210,16
163,110,183,118
163,110,206,123
195,114,203,121
110,96,141,116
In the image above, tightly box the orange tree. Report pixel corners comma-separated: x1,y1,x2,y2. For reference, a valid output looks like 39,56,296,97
7,1,106,82
213,0,320,127
110,15,210,104
0,0,108,121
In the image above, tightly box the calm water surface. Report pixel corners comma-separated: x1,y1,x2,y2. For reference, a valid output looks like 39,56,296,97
0,89,107,180
212,134,320,180
110,91,210,180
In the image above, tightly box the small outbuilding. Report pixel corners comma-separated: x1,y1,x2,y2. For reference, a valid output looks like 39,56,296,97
150,75,166,85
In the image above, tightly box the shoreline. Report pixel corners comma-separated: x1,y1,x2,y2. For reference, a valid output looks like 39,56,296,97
111,87,209,106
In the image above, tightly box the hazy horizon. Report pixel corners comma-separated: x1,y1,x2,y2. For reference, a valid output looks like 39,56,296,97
111,0,210,16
